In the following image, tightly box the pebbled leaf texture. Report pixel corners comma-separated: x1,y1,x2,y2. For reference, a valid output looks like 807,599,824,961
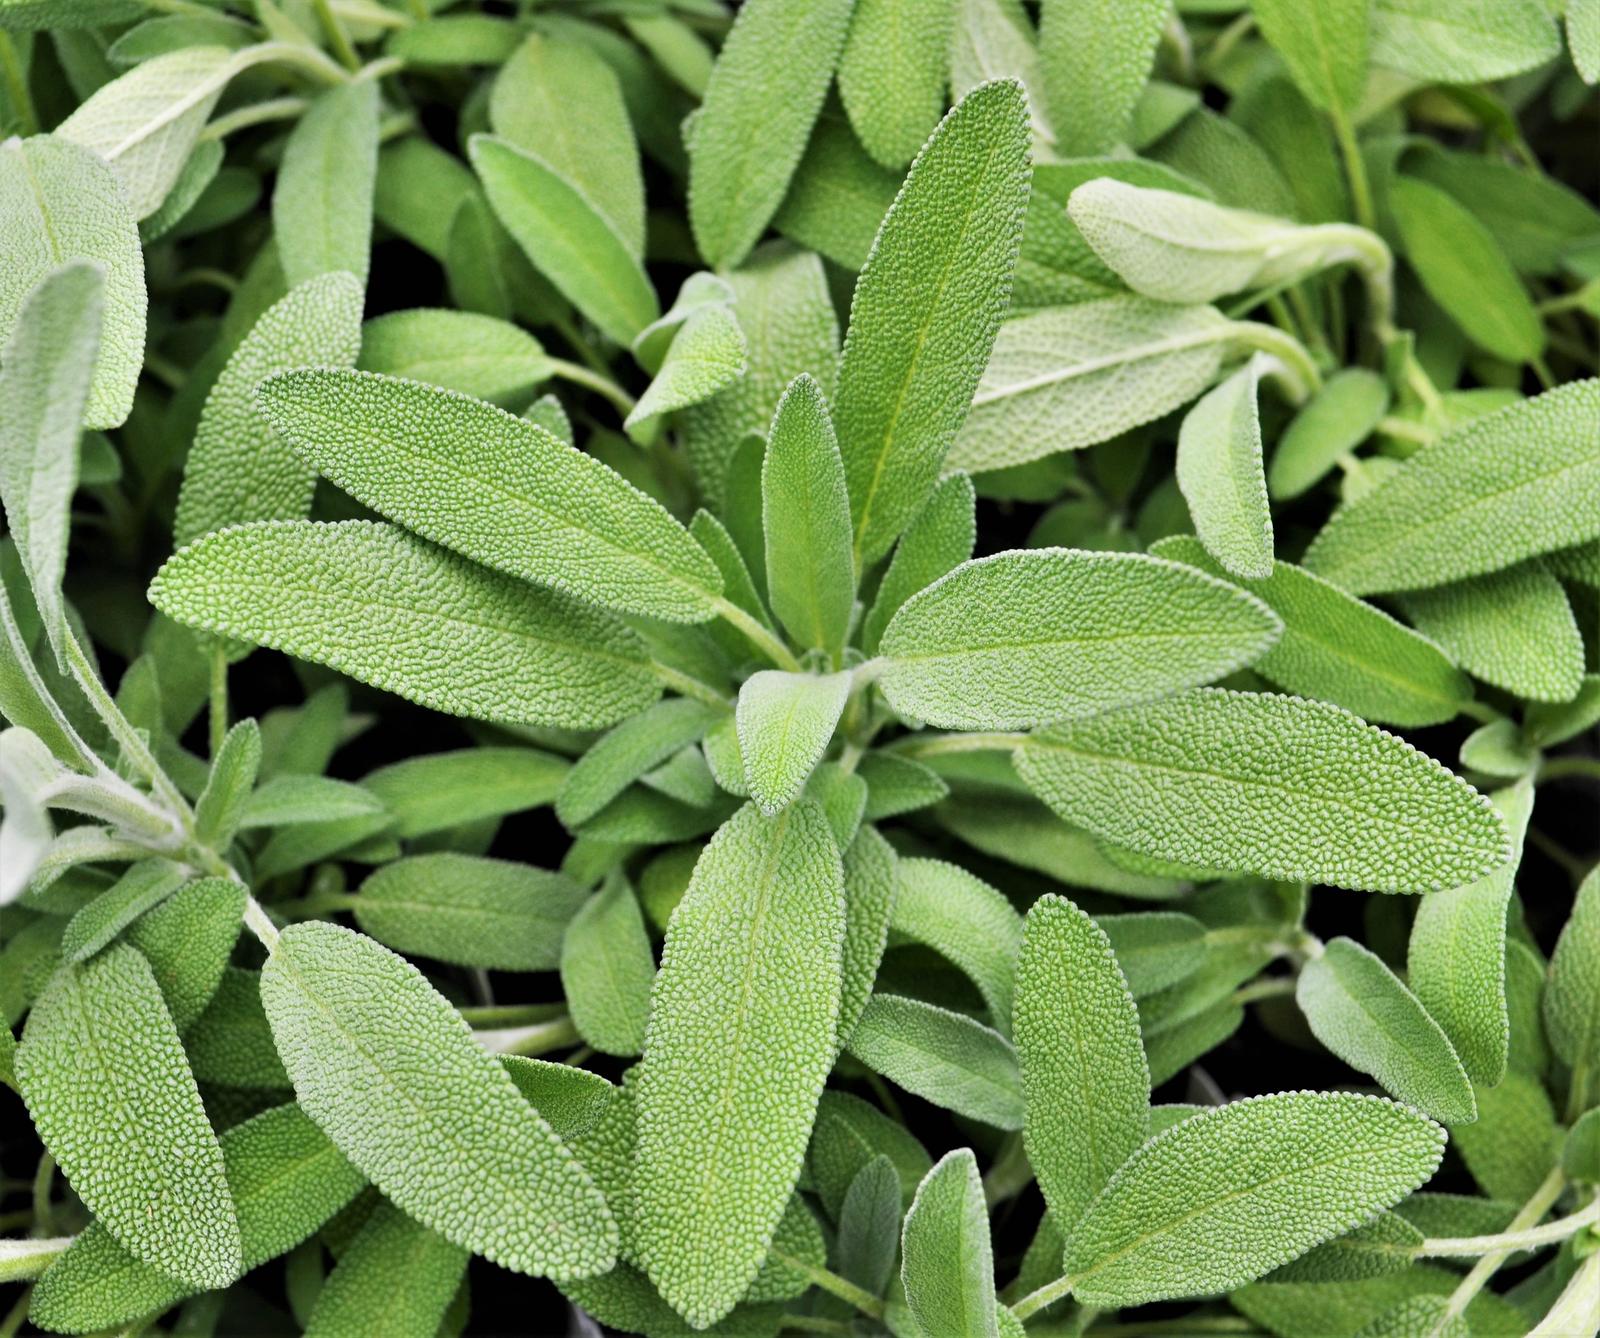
1038,0,1166,155
839,823,898,1049
260,920,617,1278
633,802,845,1328
1545,865,1600,1109
1017,688,1508,894
174,274,363,546
737,670,852,817
1303,381,1600,594
879,549,1281,730
1296,937,1476,1124
0,136,145,430
626,305,747,435
1269,368,1391,501
361,745,569,839
560,876,655,1057
862,472,976,656
357,308,553,407
15,944,241,1289
891,858,1023,1035
304,1202,468,1338
836,79,1032,565
1063,1092,1446,1307
149,520,661,729
256,368,721,622
686,0,855,269
838,0,957,169
1369,0,1559,83
559,700,723,829
125,875,243,1032
1015,893,1150,1235
1176,355,1274,579
273,79,378,290
901,1150,998,1338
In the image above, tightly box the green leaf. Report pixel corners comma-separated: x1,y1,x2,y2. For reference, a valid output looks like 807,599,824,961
838,0,956,169
948,298,1236,472
736,670,852,816
186,965,289,1089
1264,1211,1424,1284
238,774,383,830
859,752,949,821
901,1149,998,1338
469,133,658,346
1270,371,1391,500
385,14,521,67
260,920,617,1278
847,994,1024,1130
361,746,569,838
194,718,261,848
772,108,901,272
1038,0,1166,155
1097,912,1207,998
489,30,644,259
0,0,141,28
1063,1092,1445,1307
1545,864,1600,1111
687,0,855,269
836,79,1032,565
949,0,1055,151
1369,0,1559,82
559,700,723,829
1252,0,1370,113
500,1057,616,1141
560,876,655,1057
274,79,378,289
839,823,898,1048
633,802,845,1328
173,273,363,546
1303,380,1600,594
354,854,586,972
810,1089,934,1216
357,309,553,408
255,368,722,623
1297,937,1476,1124
762,375,856,660
891,857,1023,1035
862,473,976,656
879,549,1280,729
28,1101,366,1334
1399,561,1584,704
1572,0,1600,81
1018,688,1508,894
627,304,748,436
1176,355,1273,579
1391,177,1543,364
1407,781,1534,1087
125,874,242,1032
1015,893,1149,1234
0,261,102,664
16,944,241,1288
60,858,186,962
305,1201,468,1338
148,520,662,730
1451,1070,1560,1201
837,1154,902,1296
1151,535,1470,728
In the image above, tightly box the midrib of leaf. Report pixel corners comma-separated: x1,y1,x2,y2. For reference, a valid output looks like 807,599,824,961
969,323,1232,408
851,134,1002,565
17,147,65,263
889,624,1265,662
1314,959,1454,1099
360,895,532,929
1279,610,1462,711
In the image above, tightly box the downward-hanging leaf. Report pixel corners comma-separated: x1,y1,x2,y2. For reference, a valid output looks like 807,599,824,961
273,79,379,289
737,670,852,816
304,1202,468,1338
1017,688,1508,894
1303,380,1600,594
836,79,1032,565
560,876,655,1057
838,0,956,169
261,921,616,1278
686,0,855,269
878,549,1281,729
1251,0,1370,113
1015,893,1149,1234
15,945,241,1288
1038,0,1166,155
633,802,845,1328
891,858,1023,1035
254,369,722,623
1297,938,1477,1124
1062,1093,1446,1307
1545,865,1600,1111
0,261,102,665
1175,355,1274,579
173,273,364,546
901,1150,999,1338
0,136,144,430
149,521,662,730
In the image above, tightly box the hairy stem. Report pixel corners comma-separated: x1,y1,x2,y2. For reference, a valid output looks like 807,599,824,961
1418,1194,1600,1257
1441,1167,1566,1323
768,1251,886,1322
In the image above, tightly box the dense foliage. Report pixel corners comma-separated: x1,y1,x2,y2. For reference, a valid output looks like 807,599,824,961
2,0,1600,1334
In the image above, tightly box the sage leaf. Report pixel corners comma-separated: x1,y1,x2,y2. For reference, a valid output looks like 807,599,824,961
1017,688,1508,894
150,520,660,728
1097,912,1207,998
737,670,852,816
1545,865,1600,1112
305,1202,468,1338
558,699,723,829
1175,355,1274,579
273,79,378,289
901,1149,999,1338
16,944,241,1288
633,802,844,1328
861,472,976,656
626,305,747,436
837,1155,902,1297
193,718,262,848
500,1058,616,1141
1038,0,1166,156
878,549,1281,730
891,858,1023,1035
1269,368,1391,501
1369,0,1559,83
1063,1092,1446,1307
237,775,383,830
60,858,186,962
1251,0,1370,113
124,875,243,1032
360,746,569,839
254,369,722,623
560,876,655,1057
836,79,1031,565
357,309,553,407
839,823,898,1049
838,0,955,169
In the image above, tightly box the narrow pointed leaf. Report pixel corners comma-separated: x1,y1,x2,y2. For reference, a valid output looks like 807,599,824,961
839,823,898,1049
1252,0,1370,113
305,1202,467,1338
1038,0,1166,155
1545,865,1600,1108
901,1150,998,1338
1269,368,1390,500
838,1155,902,1296
357,309,553,406
891,858,1023,1035
560,876,655,1057
862,473,976,656
1176,355,1274,579
737,670,851,816
194,718,262,848
274,79,378,289
558,699,723,829
626,305,747,434
60,858,186,961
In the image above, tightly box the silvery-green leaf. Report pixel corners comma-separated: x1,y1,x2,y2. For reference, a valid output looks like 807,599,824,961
1263,1211,1424,1285
361,746,568,838
1369,0,1559,82
837,1154,902,1297
1303,380,1600,595
1572,0,1600,81
358,309,552,407
1038,0,1166,155
560,876,654,1057
948,298,1235,472
192,717,260,848
1252,0,1370,113
838,0,955,169
59,858,186,962
375,137,478,261
304,1201,467,1338
1018,688,1508,894
632,272,736,375
1269,368,1391,500
0,136,144,430
125,875,243,1032
858,752,949,821
948,0,1056,150
901,1150,998,1338
836,80,1031,565
626,304,747,436
1545,865,1600,1112
148,520,662,730
559,699,723,829
737,670,851,816
254,369,722,623
385,13,521,67
1175,355,1274,580
687,0,854,269
1097,912,1207,998
839,823,897,1049
772,108,900,272
879,549,1281,730
500,1057,615,1141
261,920,616,1277
274,79,378,289
861,472,975,657
892,858,1022,1035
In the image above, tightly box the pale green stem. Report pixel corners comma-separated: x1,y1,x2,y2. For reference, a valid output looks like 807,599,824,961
310,0,360,70
459,1002,569,1028
892,731,1028,760
1375,415,1436,446
1418,1194,1600,1257
1231,976,1297,1007
1529,1244,1600,1336
242,895,281,951
1226,322,1322,401
201,96,308,140
1539,757,1600,785
779,1316,852,1336
710,596,801,672
767,1250,885,1322
0,33,37,136
477,1015,581,1057
650,660,734,709
30,1154,53,1238
548,357,637,417
1329,102,1375,232
1440,1167,1566,1324
1013,1273,1076,1322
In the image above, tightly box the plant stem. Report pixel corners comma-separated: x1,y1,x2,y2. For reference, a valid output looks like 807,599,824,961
1231,976,1297,1007
548,358,638,418
892,732,1028,760
1228,322,1322,401
310,0,361,71
1013,1272,1076,1321
243,895,281,951
1440,1167,1566,1323
1418,1194,1600,1257
209,641,228,759
650,660,734,709
478,1015,581,1057
1330,104,1375,232
30,1154,54,1237
768,1250,885,1322
710,597,801,672
779,1316,852,1335
1539,757,1600,784
201,96,308,140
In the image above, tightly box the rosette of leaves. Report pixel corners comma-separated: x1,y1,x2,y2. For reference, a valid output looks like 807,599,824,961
2,0,1600,1336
